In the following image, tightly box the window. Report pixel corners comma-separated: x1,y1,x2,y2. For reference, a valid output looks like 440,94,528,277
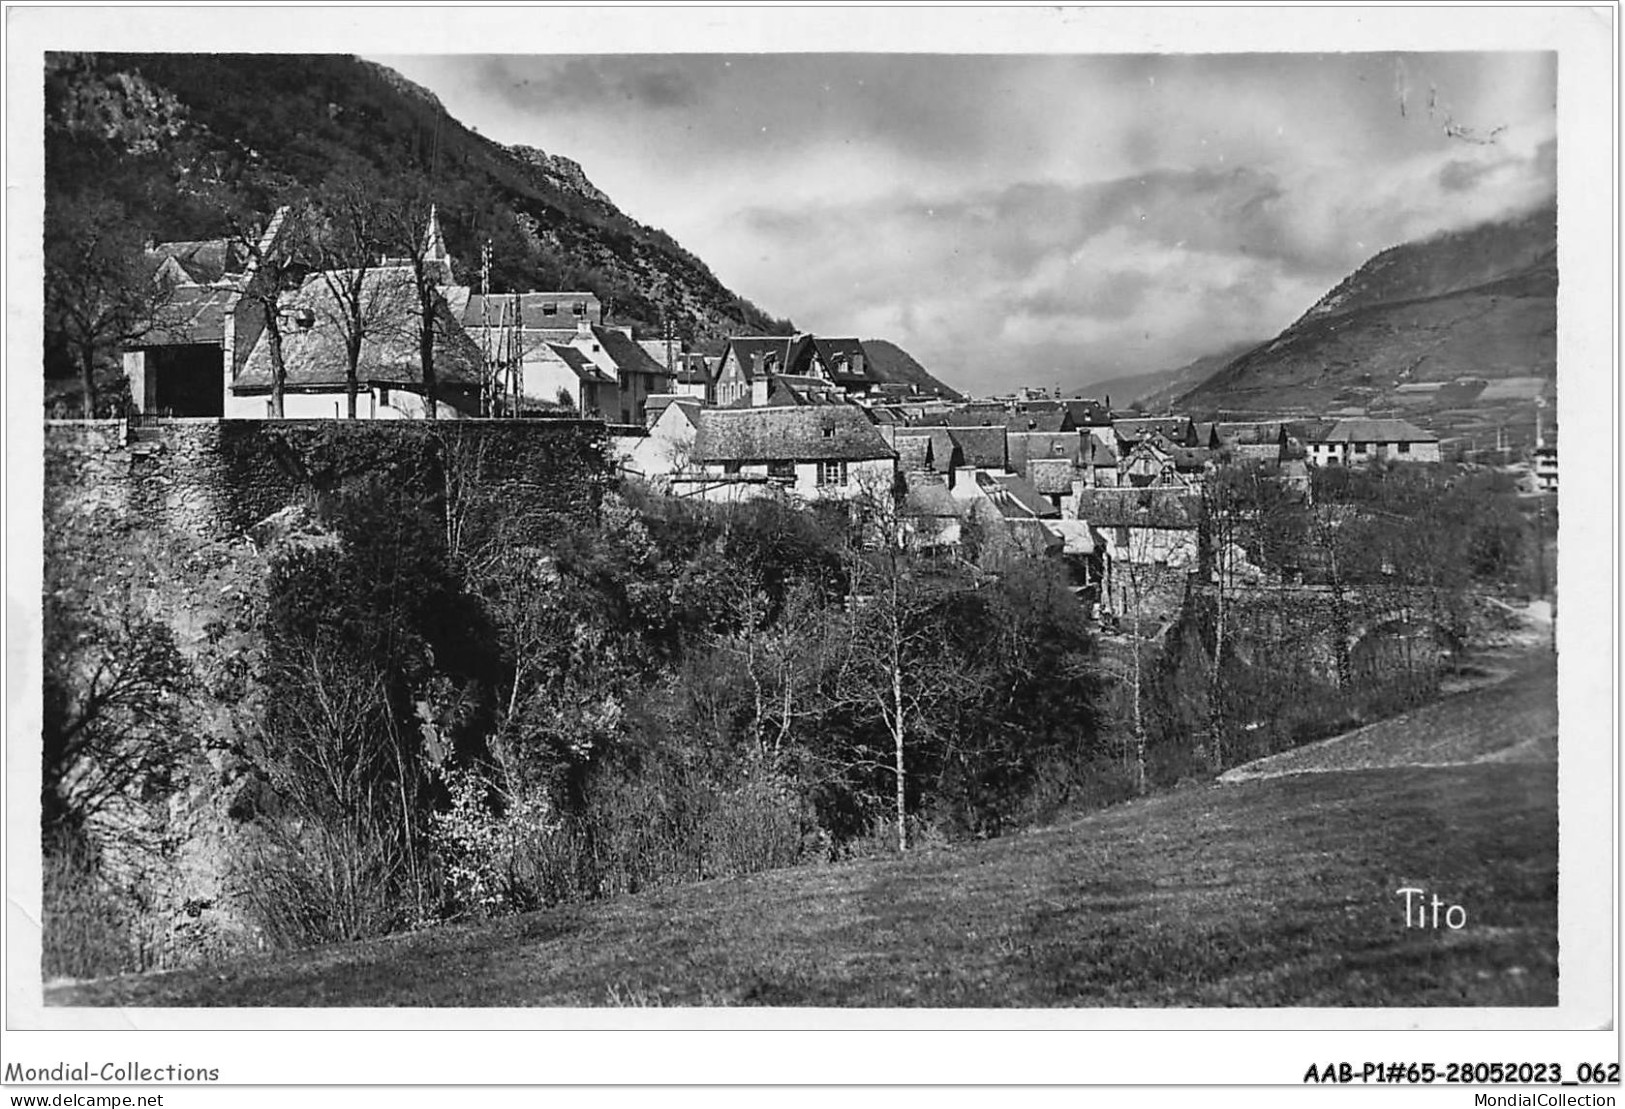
1397,441,1412,454
1354,441,1368,454
723,462,742,475
817,460,848,487
822,427,835,439
542,302,557,317
573,301,586,317
768,460,795,480
1115,526,1130,549
379,386,391,406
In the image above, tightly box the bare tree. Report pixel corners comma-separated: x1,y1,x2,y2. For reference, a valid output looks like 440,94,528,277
377,179,450,420
42,588,195,833
303,168,404,419
220,202,312,419
812,482,963,851
43,195,181,418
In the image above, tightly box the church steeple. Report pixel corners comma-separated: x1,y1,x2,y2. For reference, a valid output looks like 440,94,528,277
423,204,454,285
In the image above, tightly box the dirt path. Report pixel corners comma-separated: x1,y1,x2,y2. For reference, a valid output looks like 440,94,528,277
1219,646,1557,783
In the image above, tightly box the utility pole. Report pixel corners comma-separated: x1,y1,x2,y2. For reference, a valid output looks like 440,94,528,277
479,239,492,417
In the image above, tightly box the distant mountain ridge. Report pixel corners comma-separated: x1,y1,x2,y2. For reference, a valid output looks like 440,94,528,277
1176,204,1557,423
1073,341,1261,411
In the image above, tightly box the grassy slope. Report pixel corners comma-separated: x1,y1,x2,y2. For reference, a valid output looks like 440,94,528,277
50,657,1557,1009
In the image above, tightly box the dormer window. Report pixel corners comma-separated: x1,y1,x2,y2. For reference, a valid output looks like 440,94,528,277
542,302,557,317
573,302,587,317
822,427,835,439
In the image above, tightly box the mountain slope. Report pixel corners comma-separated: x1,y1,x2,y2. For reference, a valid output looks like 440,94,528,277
1075,341,1261,412
860,339,964,401
1176,206,1556,425
45,52,794,349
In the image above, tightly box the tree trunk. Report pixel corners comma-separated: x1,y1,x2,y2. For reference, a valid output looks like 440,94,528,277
892,663,906,853
419,296,438,420
79,343,98,420
264,310,287,419
346,333,362,420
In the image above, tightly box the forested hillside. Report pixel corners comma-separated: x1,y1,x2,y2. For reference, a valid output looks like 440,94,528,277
44,52,794,370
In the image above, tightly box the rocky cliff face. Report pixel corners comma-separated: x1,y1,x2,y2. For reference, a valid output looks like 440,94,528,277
508,144,614,209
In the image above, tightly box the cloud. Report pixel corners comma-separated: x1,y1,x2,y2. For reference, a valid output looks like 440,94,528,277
373,51,1556,397
468,56,707,113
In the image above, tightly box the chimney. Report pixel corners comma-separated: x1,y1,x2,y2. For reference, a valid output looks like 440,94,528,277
576,311,593,339
951,466,980,495
750,377,769,407
1070,477,1088,514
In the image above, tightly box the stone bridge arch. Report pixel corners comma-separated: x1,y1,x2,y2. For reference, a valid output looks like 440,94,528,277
1347,607,1461,679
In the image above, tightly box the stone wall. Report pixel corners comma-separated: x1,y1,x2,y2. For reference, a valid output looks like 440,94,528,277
41,417,613,967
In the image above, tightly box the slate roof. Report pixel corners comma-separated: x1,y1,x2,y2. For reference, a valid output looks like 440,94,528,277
721,336,799,382
810,337,875,385
672,353,712,384
895,434,934,473
766,377,846,406
1315,418,1438,443
549,343,616,385
893,427,961,474
1073,488,1202,530
644,394,702,425
978,472,1060,519
1114,417,1194,445
1006,411,1074,433
1008,431,1081,472
234,267,481,391
1026,456,1078,496
1063,399,1113,426
136,285,236,347
591,326,670,381
147,238,250,285
692,406,895,464
462,292,598,330
1084,437,1118,466
947,426,1008,470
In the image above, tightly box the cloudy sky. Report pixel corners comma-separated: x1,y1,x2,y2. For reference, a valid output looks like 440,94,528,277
371,50,1556,397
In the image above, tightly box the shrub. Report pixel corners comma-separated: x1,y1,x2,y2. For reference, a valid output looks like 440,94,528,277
41,829,143,980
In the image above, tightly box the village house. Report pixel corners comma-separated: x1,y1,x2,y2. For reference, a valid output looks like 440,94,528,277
1074,486,1202,615
678,404,896,505
898,476,964,553
712,334,882,407
890,426,965,484
462,292,673,425
230,262,483,419
1308,418,1441,466
1217,421,1290,465
668,352,715,403
621,394,703,485
1113,415,1197,451
124,212,293,418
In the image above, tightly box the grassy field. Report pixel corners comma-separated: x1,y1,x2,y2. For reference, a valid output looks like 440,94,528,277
50,648,1557,1008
